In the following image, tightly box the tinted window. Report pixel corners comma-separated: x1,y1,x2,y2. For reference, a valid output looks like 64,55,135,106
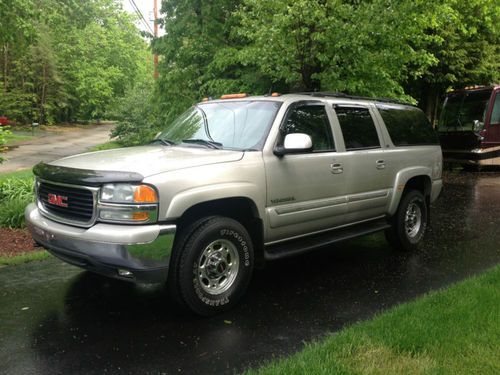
490,94,500,125
439,90,491,131
280,105,334,151
377,104,439,146
335,107,380,150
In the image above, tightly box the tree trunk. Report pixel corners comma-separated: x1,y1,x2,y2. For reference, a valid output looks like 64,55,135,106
422,83,441,128
2,43,8,92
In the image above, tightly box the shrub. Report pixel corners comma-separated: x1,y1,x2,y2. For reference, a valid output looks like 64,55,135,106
0,177,34,228
0,197,32,228
0,177,34,201
0,126,12,164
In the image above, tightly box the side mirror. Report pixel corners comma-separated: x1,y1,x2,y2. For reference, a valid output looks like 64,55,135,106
274,133,313,156
473,119,484,133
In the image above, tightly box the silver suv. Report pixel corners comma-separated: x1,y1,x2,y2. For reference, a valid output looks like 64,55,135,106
26,93,443,315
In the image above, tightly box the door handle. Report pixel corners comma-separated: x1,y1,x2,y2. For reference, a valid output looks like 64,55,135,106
376,160,386,170
330,163,343,174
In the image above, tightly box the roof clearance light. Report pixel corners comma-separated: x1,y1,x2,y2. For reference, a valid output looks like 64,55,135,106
271,92,281,97
220,93,248,99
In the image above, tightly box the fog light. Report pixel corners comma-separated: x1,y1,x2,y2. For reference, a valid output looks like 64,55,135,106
118,269,133,278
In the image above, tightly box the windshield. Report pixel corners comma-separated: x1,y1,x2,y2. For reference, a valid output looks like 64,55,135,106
439,90,491,132
156,101,281,150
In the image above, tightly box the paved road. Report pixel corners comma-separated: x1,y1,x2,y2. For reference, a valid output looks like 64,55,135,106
0,171,499,374
0,124,114,173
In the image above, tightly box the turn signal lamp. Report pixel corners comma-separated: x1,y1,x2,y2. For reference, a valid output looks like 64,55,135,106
133,185,158,203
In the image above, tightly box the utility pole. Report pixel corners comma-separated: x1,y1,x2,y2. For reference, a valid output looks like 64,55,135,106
153,0,159,80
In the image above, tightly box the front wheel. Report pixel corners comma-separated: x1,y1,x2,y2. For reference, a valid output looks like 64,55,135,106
385,190,428,252
168,216,254,316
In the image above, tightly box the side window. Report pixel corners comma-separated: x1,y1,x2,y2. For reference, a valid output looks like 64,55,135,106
377,104,439,146
280,105,335,151
335,106,380,150
490,93,500,125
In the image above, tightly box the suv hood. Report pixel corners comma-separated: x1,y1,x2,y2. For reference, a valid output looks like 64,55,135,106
50,145,244,176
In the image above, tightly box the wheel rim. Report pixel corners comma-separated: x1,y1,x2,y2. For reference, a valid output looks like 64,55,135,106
405,201,422,238
197,239,239,295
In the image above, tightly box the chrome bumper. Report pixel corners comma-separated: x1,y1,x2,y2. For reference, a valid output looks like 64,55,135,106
25,203,176,283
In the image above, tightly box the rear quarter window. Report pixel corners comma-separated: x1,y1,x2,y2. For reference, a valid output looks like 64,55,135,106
377,104,439,146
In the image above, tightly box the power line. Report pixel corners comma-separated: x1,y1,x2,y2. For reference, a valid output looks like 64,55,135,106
128,0,154,35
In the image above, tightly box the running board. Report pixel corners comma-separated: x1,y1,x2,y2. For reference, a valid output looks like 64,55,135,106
264,219,391,261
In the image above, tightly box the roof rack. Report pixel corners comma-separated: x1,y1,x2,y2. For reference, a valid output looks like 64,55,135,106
294,92,411,105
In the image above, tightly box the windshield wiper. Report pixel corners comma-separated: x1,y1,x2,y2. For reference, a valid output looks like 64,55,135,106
151,138,175,146
182,139,223,149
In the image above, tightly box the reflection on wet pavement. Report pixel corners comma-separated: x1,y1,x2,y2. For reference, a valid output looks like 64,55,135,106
0,171,499,374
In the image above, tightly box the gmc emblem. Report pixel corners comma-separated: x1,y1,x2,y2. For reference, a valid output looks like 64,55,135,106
47,193,68,208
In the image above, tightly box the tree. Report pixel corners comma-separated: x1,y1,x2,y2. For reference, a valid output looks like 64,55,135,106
0,0,150,124
406,0,500,123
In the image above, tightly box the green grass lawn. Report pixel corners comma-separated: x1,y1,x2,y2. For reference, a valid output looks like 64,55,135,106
247,265,500,375
89,140,123,151
0,250,50,266
4,131,35,145
0,168,33,181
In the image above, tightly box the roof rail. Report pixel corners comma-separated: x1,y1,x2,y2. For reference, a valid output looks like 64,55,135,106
293,91,411,105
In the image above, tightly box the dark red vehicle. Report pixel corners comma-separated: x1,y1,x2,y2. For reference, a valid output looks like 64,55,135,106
0,116,8,126
438,85,500,167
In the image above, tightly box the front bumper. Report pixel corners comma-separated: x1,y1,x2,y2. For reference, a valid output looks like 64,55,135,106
25,203,176,283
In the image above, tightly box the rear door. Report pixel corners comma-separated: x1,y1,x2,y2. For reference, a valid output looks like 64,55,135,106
331,104,392,221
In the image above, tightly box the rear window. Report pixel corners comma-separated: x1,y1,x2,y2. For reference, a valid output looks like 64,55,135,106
377,105,439,146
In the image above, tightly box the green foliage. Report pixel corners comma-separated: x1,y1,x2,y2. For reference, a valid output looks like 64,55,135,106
0,126,12,164
0,169,33,182
0,177,34,201
109,66,159,146
146,0,498,140
152,0,278,127
89,141,123,152
0,0,150,125
0,177,34,228
0,197,32,228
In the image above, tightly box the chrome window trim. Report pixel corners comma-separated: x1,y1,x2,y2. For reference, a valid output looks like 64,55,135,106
36,178,99,228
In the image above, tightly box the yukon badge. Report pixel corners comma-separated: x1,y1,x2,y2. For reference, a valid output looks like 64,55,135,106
47,193,68,208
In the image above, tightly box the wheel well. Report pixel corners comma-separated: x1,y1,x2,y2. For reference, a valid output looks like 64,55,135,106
403,175,431,198
176,198,265,266
403,175,432,224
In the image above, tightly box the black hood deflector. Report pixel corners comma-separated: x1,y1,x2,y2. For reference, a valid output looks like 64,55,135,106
33,163,144,186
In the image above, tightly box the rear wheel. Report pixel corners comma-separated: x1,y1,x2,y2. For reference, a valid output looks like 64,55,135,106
168,216,254,316
385,190,428,252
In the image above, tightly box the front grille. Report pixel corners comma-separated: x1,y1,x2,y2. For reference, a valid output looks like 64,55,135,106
38,181,95,224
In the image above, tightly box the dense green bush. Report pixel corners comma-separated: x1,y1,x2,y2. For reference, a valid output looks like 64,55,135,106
0,126,12,164
0,177,34,228
0,197,33,228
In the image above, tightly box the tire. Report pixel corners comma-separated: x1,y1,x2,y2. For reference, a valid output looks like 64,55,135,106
385,190,428,252
168,216,254,316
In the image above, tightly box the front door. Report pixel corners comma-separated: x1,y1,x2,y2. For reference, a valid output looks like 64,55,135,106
264,101,349,243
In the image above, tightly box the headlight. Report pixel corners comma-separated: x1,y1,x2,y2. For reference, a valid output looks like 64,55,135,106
98,184,159,224
100,184,158,203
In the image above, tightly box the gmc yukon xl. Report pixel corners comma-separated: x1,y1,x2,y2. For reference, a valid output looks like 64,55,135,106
26,93,442,315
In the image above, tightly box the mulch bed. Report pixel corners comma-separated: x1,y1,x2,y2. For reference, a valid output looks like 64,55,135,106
0,228,38,257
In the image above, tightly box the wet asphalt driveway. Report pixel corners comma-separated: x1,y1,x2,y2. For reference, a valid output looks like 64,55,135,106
1,171,499,374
